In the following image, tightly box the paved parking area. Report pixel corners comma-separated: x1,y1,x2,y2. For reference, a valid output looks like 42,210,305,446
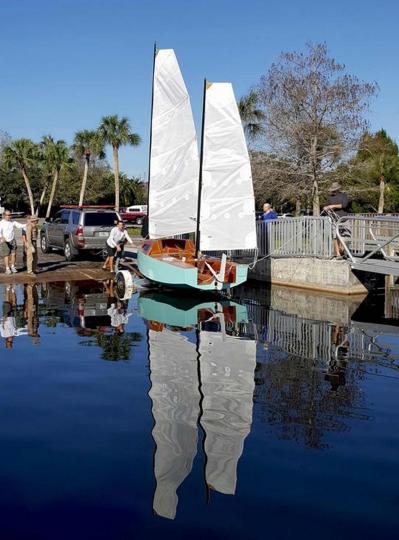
0,224,141,284
0,249,111,283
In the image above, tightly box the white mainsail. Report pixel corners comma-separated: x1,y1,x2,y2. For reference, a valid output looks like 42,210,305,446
148,49,199,239
148,328,200,520
199,331,256,495
199,82,257,252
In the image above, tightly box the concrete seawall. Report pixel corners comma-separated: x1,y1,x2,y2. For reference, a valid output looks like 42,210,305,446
249,257,368,295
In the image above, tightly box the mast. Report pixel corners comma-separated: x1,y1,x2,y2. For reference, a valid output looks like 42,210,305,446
195,325,210,504
147,42,157,227
195,78,208,258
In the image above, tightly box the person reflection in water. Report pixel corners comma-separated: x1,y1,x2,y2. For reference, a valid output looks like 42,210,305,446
1,286,27,348
325,325,349,391
23,283,40,344
107,300,131,334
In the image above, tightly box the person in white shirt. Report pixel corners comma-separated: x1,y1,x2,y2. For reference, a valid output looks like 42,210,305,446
103,220,133,272
0,210,26,274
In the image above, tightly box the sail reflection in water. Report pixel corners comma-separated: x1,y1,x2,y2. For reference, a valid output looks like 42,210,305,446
142,294,256,519
149,328,200,519
199,329,255,495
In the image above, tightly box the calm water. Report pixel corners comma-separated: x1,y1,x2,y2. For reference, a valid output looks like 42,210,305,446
0,280,398,540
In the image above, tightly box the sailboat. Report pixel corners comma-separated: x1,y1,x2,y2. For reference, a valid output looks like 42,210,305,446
141,291,256,519
136,48,257,292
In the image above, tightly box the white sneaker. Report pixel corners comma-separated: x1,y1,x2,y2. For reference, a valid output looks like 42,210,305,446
5,268,12,275
10,266,18,274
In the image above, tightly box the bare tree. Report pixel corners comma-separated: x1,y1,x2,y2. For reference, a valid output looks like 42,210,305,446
250,43,377,215
250,151,309,212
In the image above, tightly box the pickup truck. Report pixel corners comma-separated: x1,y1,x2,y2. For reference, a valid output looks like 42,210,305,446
120,205,147,225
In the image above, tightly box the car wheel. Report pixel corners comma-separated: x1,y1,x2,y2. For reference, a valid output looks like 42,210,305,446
64,240,74,262
136,217,143,226
100,247,108,261
41,234,50,254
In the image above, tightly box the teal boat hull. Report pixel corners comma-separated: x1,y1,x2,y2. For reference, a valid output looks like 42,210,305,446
138,291,249,327
137,250,248,292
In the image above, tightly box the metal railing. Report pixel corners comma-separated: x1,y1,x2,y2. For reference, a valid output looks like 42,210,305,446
244,300,397,366
349,212,399,219
184,214,399,264
337,216,399,260
204,217,334,260
265,217,333,258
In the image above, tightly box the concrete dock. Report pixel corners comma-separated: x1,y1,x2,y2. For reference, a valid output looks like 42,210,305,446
249,257,368,295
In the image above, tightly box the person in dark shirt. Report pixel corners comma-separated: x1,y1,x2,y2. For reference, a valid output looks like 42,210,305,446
323,182,349,257
323,182,349,217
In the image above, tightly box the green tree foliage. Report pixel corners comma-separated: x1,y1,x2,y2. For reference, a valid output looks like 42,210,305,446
238,90,265,141
40,136,72,218
355,130,399,212
72,130,105,206
333,130,399,212
98,115,141,212
2,139,39,214
119,174,147,207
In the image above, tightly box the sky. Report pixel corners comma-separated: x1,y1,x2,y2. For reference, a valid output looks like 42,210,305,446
0,0,398,178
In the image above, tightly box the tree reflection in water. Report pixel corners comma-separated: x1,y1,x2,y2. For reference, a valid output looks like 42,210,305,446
254,337,370,450
88,331,142,361
38,280,142,362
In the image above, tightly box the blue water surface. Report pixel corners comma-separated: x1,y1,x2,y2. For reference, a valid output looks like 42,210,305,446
0,281,397,540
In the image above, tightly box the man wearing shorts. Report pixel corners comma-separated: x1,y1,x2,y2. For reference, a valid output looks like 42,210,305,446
323,182,349,257
103,220,133,272
0,210,26,274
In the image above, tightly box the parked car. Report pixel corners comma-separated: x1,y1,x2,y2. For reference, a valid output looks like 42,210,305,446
120,205,147,225
41,207,121,261
43,281,112,329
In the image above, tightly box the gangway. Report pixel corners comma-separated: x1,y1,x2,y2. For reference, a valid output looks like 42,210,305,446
337,216,399,277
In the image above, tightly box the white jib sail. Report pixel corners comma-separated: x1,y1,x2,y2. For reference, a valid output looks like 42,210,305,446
199,83,257,251
149,49,199,239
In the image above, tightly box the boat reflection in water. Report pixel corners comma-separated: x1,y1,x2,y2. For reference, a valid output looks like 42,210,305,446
138,292,256,520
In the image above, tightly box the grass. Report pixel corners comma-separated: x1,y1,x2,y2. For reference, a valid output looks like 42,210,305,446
125,226,142,237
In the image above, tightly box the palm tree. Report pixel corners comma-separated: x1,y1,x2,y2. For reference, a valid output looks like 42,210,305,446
2,139,38,214
98,115,141,212
37,145,54,216
41,136,71,218
72,130,105,206
238,90,265,141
